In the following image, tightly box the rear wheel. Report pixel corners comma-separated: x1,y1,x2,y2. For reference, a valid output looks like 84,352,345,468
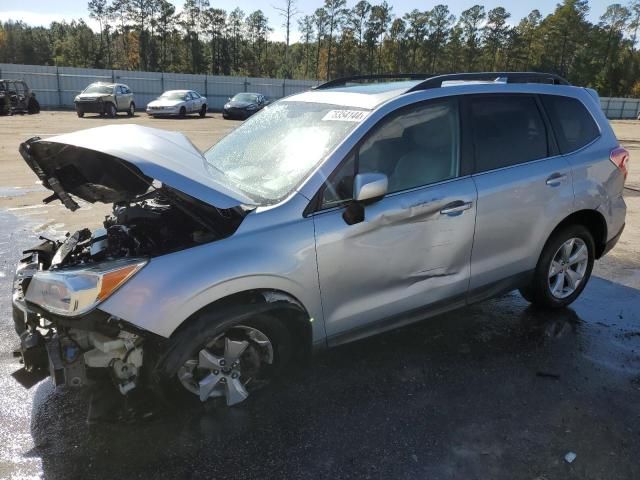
520,225,594,309
27,97,40,114
179,106,186,118
199,104,207,117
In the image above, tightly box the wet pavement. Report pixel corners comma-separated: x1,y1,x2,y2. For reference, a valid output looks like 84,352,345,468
1,209,639,479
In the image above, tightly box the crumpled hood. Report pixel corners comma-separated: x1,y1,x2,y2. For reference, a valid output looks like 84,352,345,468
19,124,256,210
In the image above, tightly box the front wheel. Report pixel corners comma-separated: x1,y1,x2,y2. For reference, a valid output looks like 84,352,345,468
105,102,117,118
199,104,207,117
127,102,135,117
520,225,595,309
76,110,84,118
159,314,292,407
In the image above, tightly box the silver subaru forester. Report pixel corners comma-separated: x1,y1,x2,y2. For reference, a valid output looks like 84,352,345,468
12,73,628,406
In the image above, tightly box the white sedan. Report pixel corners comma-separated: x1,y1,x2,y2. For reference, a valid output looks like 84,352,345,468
146,90,208,117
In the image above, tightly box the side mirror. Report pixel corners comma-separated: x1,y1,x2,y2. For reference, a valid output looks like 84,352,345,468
354,173,388,202
343,173,388,225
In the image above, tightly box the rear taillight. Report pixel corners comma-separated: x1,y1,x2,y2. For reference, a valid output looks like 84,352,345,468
610,146,630,181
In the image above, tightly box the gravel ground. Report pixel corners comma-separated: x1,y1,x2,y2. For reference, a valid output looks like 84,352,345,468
0,111,638,479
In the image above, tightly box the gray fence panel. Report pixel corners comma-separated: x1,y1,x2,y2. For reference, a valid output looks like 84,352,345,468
205,75,246,109
57,66,113,106
114,69,163,108
0,63,323,111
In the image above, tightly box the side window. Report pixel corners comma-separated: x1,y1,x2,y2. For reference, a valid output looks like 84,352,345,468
321,154,356,208
185,92,192,100
320,99,460,208
470,95,549,172
541,95,600,153
192,91,200,99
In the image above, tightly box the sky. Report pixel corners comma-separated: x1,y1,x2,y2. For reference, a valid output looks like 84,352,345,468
0,0,616,43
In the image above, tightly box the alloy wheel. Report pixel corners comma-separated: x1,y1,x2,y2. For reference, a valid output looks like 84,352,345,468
548,237,589,299
177,325,274,406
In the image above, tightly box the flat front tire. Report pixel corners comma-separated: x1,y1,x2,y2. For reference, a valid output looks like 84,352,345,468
520,225,595,309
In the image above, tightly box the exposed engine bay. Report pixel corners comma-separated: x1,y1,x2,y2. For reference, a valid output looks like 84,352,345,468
13,128,253,396
54,190,227,268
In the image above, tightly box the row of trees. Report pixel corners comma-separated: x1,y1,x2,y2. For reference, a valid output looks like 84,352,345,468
2,0,640,96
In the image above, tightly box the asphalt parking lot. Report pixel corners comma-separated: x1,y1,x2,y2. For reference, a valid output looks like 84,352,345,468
0,111,639,479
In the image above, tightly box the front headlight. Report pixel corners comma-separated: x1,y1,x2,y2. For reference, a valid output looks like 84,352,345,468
25,258,147,317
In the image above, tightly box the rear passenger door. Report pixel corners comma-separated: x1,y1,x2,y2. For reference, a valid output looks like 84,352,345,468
466,94,575,297
313,98,478,340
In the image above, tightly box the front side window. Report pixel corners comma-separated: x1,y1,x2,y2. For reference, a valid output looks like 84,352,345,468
470,95,548,172
204,101,366,203
320,98,460,208
541,95,600,154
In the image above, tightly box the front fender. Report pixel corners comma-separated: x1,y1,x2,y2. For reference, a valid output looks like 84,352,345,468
99,213,324,341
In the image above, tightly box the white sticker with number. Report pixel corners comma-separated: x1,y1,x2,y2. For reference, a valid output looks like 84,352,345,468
322,110,368,122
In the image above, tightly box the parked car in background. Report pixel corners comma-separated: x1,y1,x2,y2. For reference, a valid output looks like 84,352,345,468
222,92,267,119
74,82,135,118
146,90,208,118
12,72,627,409
0,79,40,115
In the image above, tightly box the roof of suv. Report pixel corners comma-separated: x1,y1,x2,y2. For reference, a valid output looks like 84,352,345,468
288,72,576,110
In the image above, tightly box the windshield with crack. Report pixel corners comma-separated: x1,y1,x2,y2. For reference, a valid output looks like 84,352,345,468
203,101,368,204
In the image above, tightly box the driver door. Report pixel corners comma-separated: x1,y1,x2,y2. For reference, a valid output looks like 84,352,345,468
312,98,478,342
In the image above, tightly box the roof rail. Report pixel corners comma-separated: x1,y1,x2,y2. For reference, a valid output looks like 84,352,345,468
406,72,570,92
314,73,434,90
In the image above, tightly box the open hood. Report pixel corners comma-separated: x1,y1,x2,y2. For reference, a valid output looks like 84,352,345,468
19,124,256,211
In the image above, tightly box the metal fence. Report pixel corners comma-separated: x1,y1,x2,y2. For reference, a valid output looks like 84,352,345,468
0,63,320,111
2,63,640,119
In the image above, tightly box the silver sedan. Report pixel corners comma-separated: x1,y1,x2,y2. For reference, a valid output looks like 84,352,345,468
146,90,208,117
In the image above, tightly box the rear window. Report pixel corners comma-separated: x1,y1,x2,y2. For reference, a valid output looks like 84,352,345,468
541,95,600,154
470,95,549,172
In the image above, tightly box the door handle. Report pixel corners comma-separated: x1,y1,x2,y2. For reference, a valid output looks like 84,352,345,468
440,201,473,216
546,173,567,187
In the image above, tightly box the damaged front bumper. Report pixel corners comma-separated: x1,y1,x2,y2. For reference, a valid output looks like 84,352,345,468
13,254,158,395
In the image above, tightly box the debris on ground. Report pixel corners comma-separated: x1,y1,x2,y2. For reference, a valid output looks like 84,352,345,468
564,452,577,464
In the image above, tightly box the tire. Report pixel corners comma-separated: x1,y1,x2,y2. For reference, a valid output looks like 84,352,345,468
155,311,292,407
522,225,595,309
199,104,207,117
28,97,40,114
76,110,84,118
127,102,135,117
105,102,117,118
179,106,186,118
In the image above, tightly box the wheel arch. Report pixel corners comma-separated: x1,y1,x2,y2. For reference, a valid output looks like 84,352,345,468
545,209,608,259
170,288,314,359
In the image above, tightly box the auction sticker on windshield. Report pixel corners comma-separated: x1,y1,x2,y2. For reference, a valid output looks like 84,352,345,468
322,110,368,122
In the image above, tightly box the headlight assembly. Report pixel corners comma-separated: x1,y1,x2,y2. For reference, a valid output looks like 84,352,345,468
24,258,147,317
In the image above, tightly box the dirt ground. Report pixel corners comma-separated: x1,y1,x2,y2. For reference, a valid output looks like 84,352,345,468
0,111,638,479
